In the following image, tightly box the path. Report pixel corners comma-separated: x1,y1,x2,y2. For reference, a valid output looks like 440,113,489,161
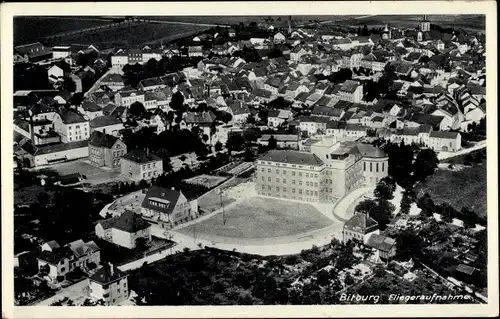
438,140,486,160
332,186,375,222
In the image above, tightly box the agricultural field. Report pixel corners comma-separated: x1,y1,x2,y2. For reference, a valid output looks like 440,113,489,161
416,163,487,217
14,16,116,45
44,21,210,49
179,196,333,240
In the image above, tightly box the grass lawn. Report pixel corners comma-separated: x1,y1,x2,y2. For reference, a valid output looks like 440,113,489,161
416,164,487,217
179,197,333,239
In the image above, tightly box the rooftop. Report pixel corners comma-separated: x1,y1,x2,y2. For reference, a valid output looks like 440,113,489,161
259,150,324,166
98,210,150,233
122,149,161,164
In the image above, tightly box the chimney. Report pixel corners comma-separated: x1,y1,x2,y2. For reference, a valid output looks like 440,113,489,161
288,16,292,35
146,147,149,156
109,262,114,277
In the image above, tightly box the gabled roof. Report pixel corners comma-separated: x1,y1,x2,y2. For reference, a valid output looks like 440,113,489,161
228,100,250,115
260,149,324,166
121,149,161,164
90,115,122,128
184,111,216,124
89,131,120,149
366,234,396,252
344,212,379,233
89,264,127,285
141,186,183,215
139,77,164,88
56,108,87,124
98,210,150,233
66,239,100,258
339,80,360,93
429,131,460,139
81,101,102,112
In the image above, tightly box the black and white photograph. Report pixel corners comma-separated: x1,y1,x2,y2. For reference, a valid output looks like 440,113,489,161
1,1,498,318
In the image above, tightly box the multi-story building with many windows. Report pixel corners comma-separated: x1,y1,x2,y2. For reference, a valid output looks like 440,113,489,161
256,137,388,203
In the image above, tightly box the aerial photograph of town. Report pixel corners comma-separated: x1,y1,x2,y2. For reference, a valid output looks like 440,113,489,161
11,13,489,307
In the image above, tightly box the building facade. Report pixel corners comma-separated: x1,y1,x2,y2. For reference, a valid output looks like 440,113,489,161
88,263,129,305
88,131,127,169
255,140,388,203
120,149,163,181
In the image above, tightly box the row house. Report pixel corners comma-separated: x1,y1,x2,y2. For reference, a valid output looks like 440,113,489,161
114,90,145,107
37,239,100,282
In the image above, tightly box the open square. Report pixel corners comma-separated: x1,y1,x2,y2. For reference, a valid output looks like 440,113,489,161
178,196,334,240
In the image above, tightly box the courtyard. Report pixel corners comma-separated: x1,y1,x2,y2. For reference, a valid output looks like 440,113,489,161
32,159,128,185
177,196,335,243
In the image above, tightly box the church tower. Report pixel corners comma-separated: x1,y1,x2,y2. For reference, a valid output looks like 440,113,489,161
382,24,390,40
419,15,430,32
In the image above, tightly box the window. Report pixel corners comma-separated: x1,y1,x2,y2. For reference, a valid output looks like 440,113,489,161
283,179,286,183
268,177,271,182
299,181,302,186
268,169,271,173
148,164,151,169
261,168,264,172
299,172,302,177
382,163,385,172
143,173,147,178
142,165,146,170
262,176,264,181
268,186,271,190
283,188,287,192
306,173,309,178
292,171,295,176
262,185,265,190
276,178,280,183
292,180,295,185
315,191,318,196
292,188,296,193
283,170,287,175
276,169,279,174
370,162,372,172
364,162,366,171
299,189,302,194
276,187,280,192
376,163,379,172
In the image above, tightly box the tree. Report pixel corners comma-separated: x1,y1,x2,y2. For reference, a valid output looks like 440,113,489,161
170,91,185,111
214,141,223,152
395,230,423,261
243,147,255,162
62,76,77,92
374,176,396,202
355,199,377,215
370,200,394,230
413,149,439,182
129,102,146,118
268,135,277,150
226,134,245,152
400,190,413,215
69,92,84,106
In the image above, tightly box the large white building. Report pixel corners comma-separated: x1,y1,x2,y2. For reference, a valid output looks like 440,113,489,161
256,137,389,202
52,108,90,143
